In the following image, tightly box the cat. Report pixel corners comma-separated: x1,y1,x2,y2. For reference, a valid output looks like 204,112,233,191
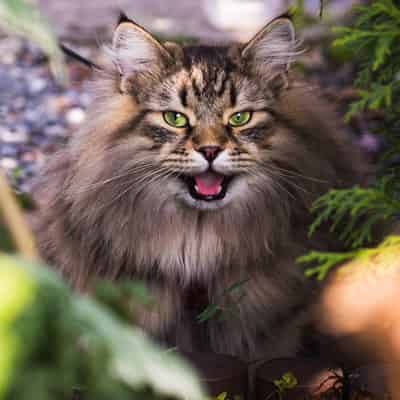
34,13,366,361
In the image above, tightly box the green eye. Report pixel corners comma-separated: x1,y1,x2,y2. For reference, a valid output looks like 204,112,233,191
163,111,188,128
228,111,252,127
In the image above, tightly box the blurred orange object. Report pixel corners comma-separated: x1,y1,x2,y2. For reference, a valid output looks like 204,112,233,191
315,243,400,399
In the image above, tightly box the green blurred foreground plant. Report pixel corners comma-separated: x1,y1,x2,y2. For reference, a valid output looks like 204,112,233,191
300,0,400,279
0,0,65,82
0,253,205,400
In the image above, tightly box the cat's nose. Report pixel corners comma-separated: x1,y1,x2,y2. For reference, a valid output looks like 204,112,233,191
198,146,222,162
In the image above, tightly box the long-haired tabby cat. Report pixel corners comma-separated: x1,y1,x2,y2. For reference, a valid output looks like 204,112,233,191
34,13,366,361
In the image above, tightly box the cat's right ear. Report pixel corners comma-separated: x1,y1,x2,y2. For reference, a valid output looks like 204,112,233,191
241,16,301,80
111,13,172,90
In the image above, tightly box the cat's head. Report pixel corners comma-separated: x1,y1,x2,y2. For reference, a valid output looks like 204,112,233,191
70,14,354,219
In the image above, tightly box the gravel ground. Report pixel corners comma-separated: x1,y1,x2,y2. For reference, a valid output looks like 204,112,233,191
0,37,92,192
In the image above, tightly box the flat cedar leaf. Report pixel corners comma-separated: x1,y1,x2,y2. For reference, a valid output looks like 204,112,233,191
222,278,250,295
373,36,393,70
273,371,298,392
197,304,220,323
281,372,298,388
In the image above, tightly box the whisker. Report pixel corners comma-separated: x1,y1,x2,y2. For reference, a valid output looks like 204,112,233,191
270,170,311,196
266,164,327,184
247,167,298,201
77,162,157,192
105,168,174,209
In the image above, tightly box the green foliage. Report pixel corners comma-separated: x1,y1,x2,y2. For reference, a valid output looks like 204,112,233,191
94,280,153,323
299,235,400,280
332,0,400,120
196,278,249,323
209,392,243,400
273,372,298,393
298,250,357,280
290,0,320,29
303,0,400,276
310,174,400,249
0,254,205,400
265,372,298,400
0,0,66,82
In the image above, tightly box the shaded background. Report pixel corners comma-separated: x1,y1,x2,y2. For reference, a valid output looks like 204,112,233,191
36,0,350,43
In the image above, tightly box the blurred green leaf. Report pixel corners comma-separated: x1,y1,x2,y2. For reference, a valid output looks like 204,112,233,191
0,222,15,253
0,254,205,400
0,0,66,83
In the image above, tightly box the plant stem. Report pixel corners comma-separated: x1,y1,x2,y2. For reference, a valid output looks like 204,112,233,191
0,171,39,260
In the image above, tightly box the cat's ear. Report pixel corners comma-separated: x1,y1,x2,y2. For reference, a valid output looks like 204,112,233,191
111,12,172,77
241,16,299,77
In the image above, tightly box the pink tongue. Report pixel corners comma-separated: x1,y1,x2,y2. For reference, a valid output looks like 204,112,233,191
194,172,224,196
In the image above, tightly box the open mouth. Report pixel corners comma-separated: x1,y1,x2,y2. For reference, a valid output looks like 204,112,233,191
181,171,232,201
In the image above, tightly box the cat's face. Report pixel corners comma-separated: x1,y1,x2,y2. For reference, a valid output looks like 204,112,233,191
74,16,308,216
124,46,284,210
93,15,300,211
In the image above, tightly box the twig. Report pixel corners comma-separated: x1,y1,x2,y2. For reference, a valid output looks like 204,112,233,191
0,171,39,260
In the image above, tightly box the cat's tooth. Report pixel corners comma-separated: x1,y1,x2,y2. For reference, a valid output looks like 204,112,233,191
195,185,199,192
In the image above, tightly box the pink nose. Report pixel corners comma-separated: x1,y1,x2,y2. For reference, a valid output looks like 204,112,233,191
198,146,222,162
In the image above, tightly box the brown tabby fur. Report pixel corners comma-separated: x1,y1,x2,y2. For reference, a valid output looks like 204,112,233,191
33,14,366,361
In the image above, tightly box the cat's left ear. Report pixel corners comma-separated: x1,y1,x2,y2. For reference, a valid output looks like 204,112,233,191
111,12,172,78
241,16,299,77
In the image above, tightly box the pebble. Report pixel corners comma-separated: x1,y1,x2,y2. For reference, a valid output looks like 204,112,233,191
45,124,65,137
1,158,18,170
0,128,29,144
29,78,47,94
0,145,18,157
65,107,86,125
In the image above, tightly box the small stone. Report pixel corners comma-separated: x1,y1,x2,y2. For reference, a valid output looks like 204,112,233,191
47,95,73,113
0,157,18,170
20,151,36,163
80,92,92,107
0,144,18,157
11,97,26,111
23,163,36,178
24,109,40,124
28,78,47,94
45,124,66,137
0,127,29,143
65,107,86,126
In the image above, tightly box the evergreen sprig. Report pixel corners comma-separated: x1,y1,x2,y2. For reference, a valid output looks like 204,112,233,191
299,235,400,280
310,174,400,249
303,0,400,277
333,0,400,121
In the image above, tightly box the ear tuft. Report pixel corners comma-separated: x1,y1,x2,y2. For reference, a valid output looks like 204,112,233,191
242,17,301,76
110,17,171,77
117,10,132,26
